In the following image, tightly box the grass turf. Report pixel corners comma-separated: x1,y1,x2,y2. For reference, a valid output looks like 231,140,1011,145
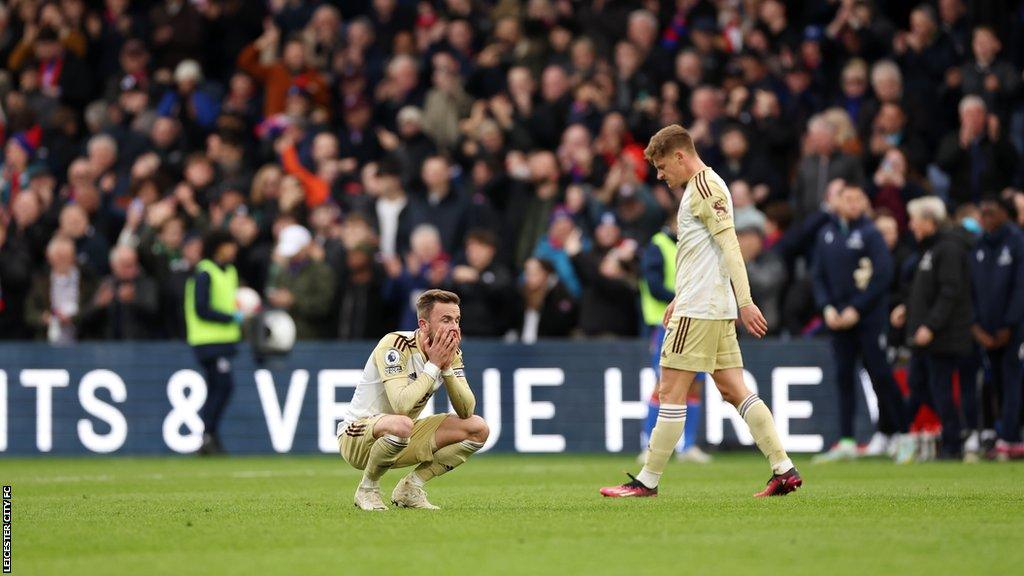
2,454,1022,576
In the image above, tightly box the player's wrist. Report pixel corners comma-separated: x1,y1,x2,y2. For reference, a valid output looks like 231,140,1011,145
423,362,441,380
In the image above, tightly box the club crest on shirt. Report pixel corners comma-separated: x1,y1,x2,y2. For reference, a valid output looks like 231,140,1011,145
998,247,1013,266
919,251,933,271
712,198,729,221
384,348,401,366
846,231,864,250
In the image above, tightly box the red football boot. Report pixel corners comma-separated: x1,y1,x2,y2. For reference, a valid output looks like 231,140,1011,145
754,468,803,497
599,473,658,498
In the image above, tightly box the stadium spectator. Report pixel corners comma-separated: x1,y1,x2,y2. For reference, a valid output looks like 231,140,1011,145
968,197,1024,459
25,235,96,343
893,197,974,459
718,126,780,205
157,60,220,145
0,220,33,339
811,185,911,463
957,26,1020,121
409,155,469,255
6,190,50,264
792,115,865,221
367,159,416,257
335,241,390,341
237,20,330,118
507,150,561,269
386,223,449,331
81,244,159,340
568,211,639,338
533,207,583,300
737,209,786,336
868,148,926,234
0,0,1021,359
935,95,1018,207
8,26,92,111
515,257,577,343
57,203,109,276
447,229,514,338
267,224,336,340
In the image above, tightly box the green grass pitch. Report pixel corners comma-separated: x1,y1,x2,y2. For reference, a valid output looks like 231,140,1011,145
3,454,1023,575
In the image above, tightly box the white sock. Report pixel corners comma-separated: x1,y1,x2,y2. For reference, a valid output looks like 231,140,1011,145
408,471,425,487
636,468,661,489
359,476,379,490
773,458,794,476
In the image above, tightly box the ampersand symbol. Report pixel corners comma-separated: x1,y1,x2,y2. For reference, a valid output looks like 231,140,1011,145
162,369,208,453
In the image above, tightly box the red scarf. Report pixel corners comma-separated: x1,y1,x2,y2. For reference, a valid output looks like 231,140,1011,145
39,57,65,90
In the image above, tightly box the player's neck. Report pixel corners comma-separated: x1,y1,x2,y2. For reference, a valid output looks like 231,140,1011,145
681,159,708,186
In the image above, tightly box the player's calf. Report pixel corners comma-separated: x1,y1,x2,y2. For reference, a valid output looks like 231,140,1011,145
393,415,488,509
354,416,413,511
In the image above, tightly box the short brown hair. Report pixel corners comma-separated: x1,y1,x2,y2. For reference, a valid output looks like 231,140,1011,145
466,228,498,248
416,289,460,319
644,124,696,163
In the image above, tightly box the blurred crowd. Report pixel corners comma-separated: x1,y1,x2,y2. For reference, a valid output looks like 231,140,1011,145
1,0,1024,347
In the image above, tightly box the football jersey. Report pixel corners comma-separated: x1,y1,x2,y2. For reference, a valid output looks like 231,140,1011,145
672,167,738,320
338,331,463,435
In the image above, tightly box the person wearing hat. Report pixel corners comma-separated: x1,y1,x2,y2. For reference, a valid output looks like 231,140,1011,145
532,205,585,299
1,127,42,205
157,60,220,147
566,210,640,337
967,195,1024,459
735,208,786,336
185,230,244,455
812,185,913,463
266,224,336,340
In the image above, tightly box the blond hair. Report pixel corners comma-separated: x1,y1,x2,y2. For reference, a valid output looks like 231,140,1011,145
644,124,696,163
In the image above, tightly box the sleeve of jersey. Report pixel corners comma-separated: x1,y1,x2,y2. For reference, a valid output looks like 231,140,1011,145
693,177,753,308
374,339,442,416
442,350,476,419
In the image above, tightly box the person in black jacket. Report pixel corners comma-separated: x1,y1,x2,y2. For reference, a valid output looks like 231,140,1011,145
0,221,33,340
969,197,1024,458
446,229,514,337
935,96,1018,208
811,185,912,462
892,196,974,458
567,212,639,337
515,257,577,343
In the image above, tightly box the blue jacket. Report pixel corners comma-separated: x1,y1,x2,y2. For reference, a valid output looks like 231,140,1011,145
811,215,893,327
969,223,1024,332
533,237,587,298
157,90,220,129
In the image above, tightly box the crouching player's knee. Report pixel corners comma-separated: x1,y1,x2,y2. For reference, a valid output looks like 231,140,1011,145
464,415,489,444
381,415,414,439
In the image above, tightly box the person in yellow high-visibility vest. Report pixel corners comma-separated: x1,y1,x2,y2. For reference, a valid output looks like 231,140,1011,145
185,230,243,455
638,210,711,464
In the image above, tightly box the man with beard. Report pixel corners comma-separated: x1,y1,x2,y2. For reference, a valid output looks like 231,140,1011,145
339,289,489,511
